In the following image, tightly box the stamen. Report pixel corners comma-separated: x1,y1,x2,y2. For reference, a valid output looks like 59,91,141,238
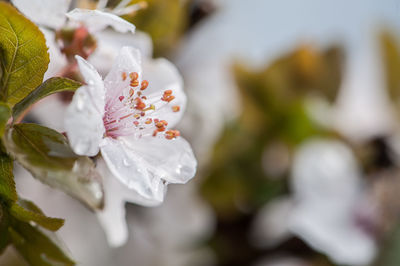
162,95,175,102
143,104,155,111
140,80,149,90
134,98,146,110
145,118,152,124
119,96,125,102
129,88,135,97
130,80,139,87
122,72,127,81
129,72,138,80
165,130,180,140
172,106,180,112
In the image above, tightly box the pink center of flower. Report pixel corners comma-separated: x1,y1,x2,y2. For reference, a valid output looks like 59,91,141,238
102,71,181,139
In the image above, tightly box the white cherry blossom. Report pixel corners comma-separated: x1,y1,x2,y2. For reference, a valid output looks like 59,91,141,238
11,0,142,79
65,46,197,246
289,139,376,265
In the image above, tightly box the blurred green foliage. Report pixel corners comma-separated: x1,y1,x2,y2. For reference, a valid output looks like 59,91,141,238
200,45,344,265
202,45,344,221
121,0,189,57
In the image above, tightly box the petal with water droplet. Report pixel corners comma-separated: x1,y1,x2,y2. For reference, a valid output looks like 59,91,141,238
100,137,166,202
65,85,105,156
117,135,197,184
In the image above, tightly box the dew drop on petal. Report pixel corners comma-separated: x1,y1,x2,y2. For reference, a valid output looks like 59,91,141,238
123,158,131,166
76,96,85,111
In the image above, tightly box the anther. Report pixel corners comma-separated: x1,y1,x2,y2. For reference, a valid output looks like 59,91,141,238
119,96,125,102
165,130,180,140
172,106,180,112
129,72,138,80
122,72,127,81
140,80,149,90
130,80,139,87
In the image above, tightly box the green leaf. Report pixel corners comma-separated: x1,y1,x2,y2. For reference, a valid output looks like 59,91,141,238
373,222,400,266
10,199,64,231
0,102,11,136
0,2,49,106
3,123,104,210
9,220,75,266
0,148,16,204
0,204,10,253
12,77,82,121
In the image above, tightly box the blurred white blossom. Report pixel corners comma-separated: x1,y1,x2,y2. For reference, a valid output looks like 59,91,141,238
289,139,376,265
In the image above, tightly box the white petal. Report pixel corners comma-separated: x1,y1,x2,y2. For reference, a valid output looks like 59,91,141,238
103,46,142,101
95,158,162,247
12,0,71,28
76,56,104,92
65,84,105,156
66,8,135,34
118,136,197,184
100,137,167,202
90,30,153,76
289,139,376,265
75,55,105,110
143,58,186,128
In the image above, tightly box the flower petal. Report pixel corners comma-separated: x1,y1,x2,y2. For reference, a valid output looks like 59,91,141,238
103,46,142,103
100,137,167,202
60,57,106,156
90,30,153,76
76,56,104,93
66,8,136,34
12,0,71,29
118,135,197,184
95,158,162,247
142,58,186,128
65,83,105,156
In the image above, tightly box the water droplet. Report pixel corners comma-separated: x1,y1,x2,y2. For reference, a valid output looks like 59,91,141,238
123,158,131,166
76,95,85,111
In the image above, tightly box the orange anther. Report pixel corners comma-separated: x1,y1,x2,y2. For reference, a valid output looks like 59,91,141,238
129,72,138,80
172,106,180,112
140,80,149,90
164,90,172,96
145,118,152,124
130,80,139,87
134,98,146,110
165,130,180,140
129,88,135,97
122,72,127,81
